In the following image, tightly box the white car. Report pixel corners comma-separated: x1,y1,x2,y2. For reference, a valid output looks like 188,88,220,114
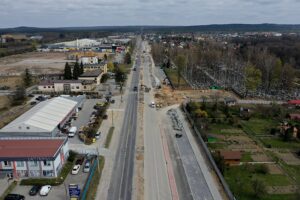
72,164,81,175
40,185,51,196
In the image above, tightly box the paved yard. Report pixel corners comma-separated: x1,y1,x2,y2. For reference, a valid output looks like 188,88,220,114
11,162,88,200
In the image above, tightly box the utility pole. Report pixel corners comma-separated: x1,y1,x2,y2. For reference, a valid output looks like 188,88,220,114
111,109,114,127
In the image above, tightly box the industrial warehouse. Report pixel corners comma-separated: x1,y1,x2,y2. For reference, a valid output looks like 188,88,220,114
0,97,78,137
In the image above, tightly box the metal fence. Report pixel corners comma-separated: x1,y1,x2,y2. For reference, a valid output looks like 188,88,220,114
80,156,98,200
182,104,236,200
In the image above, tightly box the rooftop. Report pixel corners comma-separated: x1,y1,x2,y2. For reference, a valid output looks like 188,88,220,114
220,151,241,160
0,138,66,160
79,69,103,77
0,97,77,133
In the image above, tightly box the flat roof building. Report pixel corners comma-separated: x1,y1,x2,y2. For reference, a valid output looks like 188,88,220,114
0,97,78,137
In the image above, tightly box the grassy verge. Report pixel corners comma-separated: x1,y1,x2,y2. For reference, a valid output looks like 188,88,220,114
0,181,17,200
20,161,73,186
164,68,190,89
104,126,115,148
85,156,105,200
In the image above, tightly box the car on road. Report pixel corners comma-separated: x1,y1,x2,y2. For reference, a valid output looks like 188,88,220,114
175,133,183,138
71,164,81,175
29,185,41,196
150,101,155,108
95,132,101,139
133,86,138,91
4,194,25,200
110,99,115,104
133,67,136,71
83,160,90,173
39,185,51,196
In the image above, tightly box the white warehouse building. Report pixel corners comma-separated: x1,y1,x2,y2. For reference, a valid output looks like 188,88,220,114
0,97,78,137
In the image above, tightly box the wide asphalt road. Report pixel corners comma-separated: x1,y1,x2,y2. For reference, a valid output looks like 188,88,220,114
107,38,141,200
142,41,173,200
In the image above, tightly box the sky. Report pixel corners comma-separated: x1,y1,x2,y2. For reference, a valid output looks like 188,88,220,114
0,0,300,28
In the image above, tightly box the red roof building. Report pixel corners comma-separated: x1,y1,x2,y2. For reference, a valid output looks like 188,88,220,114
0,138,69,178
287,100,300,105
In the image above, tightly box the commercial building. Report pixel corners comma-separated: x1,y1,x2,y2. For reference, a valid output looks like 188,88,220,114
0,137,69,178
79,56,98,65
79,69,104,85
83,62,107,73
38,80,95,93
0,97,78,137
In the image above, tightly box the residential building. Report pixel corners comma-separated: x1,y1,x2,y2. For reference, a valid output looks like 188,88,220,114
38,80,95,93
79,69,104,85
0,97,78,137
0,137,69,178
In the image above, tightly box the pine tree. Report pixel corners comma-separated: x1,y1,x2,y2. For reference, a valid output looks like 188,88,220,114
124,52,131,64
23,68,32,87
73,62,80,80
80,62,84,75
64,62,72,80
104,54,108,61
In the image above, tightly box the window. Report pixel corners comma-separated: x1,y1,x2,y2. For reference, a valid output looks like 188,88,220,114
3,161,11,167
42,170,54,177
16,161,24,167
48,86,51,88
52,86,54,88
29,161,38,167
71,86,75,89
84,86,87,89
44,86,46,88
76,86,79,89
43,160,51,166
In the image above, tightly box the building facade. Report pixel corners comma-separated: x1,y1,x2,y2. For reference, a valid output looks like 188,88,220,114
0,138,69,178
38,80,95,93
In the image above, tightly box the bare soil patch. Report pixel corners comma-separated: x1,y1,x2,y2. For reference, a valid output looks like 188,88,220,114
267,164,284,175
274,151,300,165
0,52,69,74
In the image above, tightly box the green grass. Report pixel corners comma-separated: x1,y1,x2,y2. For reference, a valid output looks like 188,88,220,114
242,118,277,135
0,181,17,200
85,156,105,200
241,152,254,162
262,174,292,186
164,68,190,89
261,138,300,149
104,126,115,148
207,142,227,149
261,194,299,200
20,161,73,186
119,63,132,74
225,165,294,200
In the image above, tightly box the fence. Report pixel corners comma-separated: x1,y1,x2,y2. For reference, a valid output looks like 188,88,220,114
182,104,236,200
80,156,98,200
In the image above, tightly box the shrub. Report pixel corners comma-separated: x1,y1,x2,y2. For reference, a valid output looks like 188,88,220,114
68,150,77,162
255,164,269,174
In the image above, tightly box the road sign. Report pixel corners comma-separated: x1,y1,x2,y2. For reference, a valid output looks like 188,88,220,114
69,184,80,198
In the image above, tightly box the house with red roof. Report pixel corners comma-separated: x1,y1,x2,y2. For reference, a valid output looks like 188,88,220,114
0,137,69,178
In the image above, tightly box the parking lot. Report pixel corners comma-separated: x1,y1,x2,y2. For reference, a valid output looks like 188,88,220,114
11,157,89,200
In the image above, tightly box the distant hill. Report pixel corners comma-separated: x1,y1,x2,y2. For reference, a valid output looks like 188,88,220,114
1,24,300,34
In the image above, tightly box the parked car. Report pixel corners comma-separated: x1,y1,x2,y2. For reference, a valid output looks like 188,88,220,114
40,185,51,196
75,157,84,165
71,164,81,175
110,99,115,104
68,126,77,137
175,133,183,138
133,86,138,91
4,194,25,200
29,185,41,196
30,101,37,105
83,161,90,173
28,94,34,97
95,132,101,139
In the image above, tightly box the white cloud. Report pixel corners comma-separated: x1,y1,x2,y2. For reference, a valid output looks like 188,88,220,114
0,0,299,27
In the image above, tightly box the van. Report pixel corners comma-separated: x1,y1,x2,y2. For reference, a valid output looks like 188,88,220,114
68,126,77,137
